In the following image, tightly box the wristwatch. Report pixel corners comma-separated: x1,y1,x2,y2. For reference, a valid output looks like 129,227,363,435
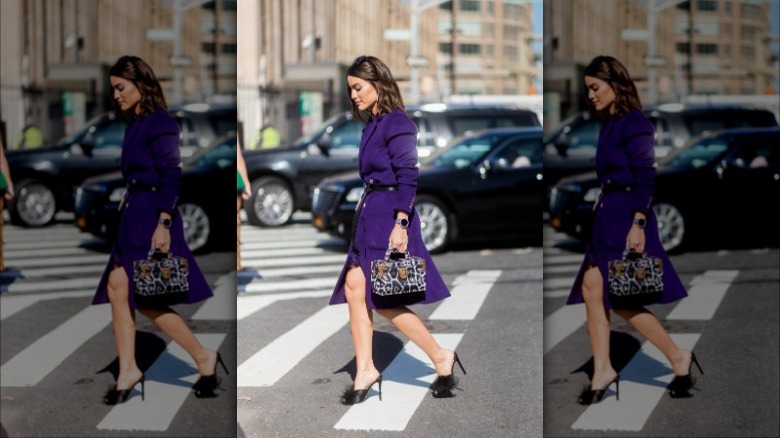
394,217,409,229
632,217,647,229
158,217,172,229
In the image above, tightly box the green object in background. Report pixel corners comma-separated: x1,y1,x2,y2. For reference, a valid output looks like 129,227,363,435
0,171,7,191
237,170,245,191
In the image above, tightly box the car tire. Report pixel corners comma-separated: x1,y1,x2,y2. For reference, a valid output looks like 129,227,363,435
178,202,211,253
246,176,294,227
415,195,454,254
8,178,58,227
652,202,685,253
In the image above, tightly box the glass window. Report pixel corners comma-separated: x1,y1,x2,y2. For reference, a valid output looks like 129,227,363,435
438,18,453,34
328,119,362,150
221,43,237,54
439,42,452,54
446,114,538,137
564,119,600,150
696,43,717,55
425,133,507,169
222,0,237,11
460,0,480,11
677,42,690,53
675,18,689,34
202,42,216,54
729,138,780,168
696,20,718,36
742,4,761,18
91,120,127,149
175,116,198,148
459,43,481,55
662,137,729,169
490,137,542,169
458,20,482,36
439,0,452,10
504,45,519,59
697,0,717,12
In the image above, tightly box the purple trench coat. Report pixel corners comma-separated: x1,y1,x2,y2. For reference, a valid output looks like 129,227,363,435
329,109,450,309
566,109,687,309
92,109,213,309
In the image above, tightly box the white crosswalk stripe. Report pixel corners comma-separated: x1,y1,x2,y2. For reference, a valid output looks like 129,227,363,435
1,222,233,435
542,225,738,432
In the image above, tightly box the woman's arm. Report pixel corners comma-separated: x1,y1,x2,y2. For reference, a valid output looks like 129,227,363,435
148,113,182,219
623,111,656,219
386,112,419,218
1,138,14,199
237,140,251,200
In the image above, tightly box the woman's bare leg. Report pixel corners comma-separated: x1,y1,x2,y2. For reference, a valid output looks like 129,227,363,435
612,307,693,375
137,307,217,376
344,266,380,389
106,266,143,389
375,307,455,376
581,266,617,389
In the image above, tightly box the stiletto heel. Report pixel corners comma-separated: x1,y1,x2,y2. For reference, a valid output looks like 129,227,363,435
104,374,145,405
217,352,229,375
431,351,466,397
194,351,227,398
691,352,703,375
578,374,619,405
340,374,382,405
668,351,703,398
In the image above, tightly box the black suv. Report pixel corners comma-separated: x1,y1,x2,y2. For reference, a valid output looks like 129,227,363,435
543,104,778,191
242,103,540,227
5,102,237,226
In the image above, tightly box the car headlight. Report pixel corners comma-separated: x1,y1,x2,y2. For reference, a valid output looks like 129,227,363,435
345,187,364,203
109,187,127,202
583,187,602,203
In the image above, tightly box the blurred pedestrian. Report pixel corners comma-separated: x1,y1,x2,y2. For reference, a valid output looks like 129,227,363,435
566,55,701,405
92,55,227,405
1,137,14,271
329,55,464,405
12,118,44,150
249,116,281,150
237,141,250,271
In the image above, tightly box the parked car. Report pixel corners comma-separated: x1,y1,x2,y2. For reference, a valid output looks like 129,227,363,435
549,127,780,252
543,104,778,192
74,134,237,253
243,103,540,227
5,102,237,227
310,127,544,253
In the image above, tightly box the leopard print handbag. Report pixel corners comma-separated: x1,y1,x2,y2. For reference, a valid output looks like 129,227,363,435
133,249,190,307
370,247,427,296
608,248,663,308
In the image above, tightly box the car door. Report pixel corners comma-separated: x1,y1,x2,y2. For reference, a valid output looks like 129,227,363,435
463,134,544,236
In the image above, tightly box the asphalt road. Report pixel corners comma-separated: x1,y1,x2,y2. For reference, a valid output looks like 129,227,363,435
236,215,544,438
0,214,237,437
542,225,780,438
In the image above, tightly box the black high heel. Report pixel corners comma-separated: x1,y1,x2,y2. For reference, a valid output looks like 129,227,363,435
104,374,145,405
578,374,619,405
668,352,703,398
431,352,467,397
340,374,382,405
194,352,229,398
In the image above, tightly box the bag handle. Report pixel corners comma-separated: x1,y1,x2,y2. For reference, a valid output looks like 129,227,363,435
622,247,646,261
147,248,173,261
384,246,410,261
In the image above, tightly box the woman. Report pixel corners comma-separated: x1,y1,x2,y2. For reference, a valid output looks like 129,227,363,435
1,137,14,271
92,56,227,405
329,55,465,405
566,56,702,405
237,141,250,271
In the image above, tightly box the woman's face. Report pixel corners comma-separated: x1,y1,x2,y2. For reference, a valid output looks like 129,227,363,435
347,76,379,115
110,76,142,114
585,76,616,114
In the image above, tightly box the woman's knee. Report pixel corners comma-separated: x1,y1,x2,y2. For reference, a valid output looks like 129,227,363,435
581,267,603,304
344,267,365,303
107,267,128,303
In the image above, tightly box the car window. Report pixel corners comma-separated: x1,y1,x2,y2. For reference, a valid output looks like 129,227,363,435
187,137,237,168
445,113,538,137
662,136,730,169
565,119,600,150
174,116,198,147
208,111,239,137
91,120,127,149
728,136,780,168
57,113,113,147
490,137,542,169
410,116,435,147
295,113,348,146
426,132,508,169
683,111,778,136
648,115,670,146
328,119,363,150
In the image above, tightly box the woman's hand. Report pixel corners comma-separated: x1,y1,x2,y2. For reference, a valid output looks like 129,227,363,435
626,215,646,252
242,186,251,201
389,213,409,252
152,215,172,253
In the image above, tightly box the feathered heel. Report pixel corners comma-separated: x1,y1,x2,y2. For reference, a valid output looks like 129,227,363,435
431,352,466,398
578,374,619,405
340,375,382,405
668,352,703,398
103,374,145,405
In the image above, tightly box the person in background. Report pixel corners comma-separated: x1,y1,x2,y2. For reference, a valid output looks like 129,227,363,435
237,141,250,271
249,116,281,150
1,137,14,271
13,118,44,150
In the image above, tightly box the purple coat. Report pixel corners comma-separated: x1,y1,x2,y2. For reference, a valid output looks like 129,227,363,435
566,109,687,309
92,109,213,309
329,109,451,309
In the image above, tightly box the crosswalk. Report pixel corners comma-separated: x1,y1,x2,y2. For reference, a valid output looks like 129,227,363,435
542,226,738,432
237,219,517,434
0,220,234,435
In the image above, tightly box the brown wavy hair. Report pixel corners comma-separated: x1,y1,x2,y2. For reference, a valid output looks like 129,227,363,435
109,55,168,121
346,55,405,123
584,56,642,123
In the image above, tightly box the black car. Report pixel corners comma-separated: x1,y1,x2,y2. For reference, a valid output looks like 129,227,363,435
5,102,237,227
311,127,544,253
549,127,780,252
543,105,778,192
243,103,540,227
74,134,237,253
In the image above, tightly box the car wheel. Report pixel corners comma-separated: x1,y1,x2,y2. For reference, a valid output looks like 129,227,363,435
415,195,453,254
652,202,685,252
8,179,57,226
179,202,210,252
246,176,294,227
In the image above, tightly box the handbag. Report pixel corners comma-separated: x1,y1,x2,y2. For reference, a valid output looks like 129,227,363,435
133,249,190,307
370,247,427,296
607,248,664,307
